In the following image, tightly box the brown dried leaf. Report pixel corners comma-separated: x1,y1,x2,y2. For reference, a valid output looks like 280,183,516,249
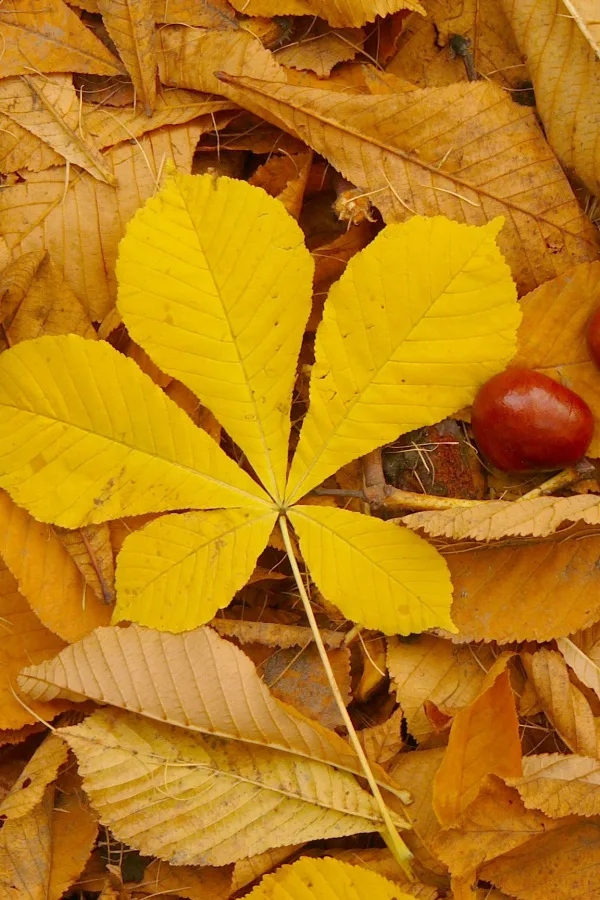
387,0,526,90
359,707,405,766
402,495,600,542
507,753,600,818
77,0,237,25
97,0,157,113
0,123,204,321
0,0,122,77
275,23,365,77
513,261,600,457
0,75,115,184
134,858,232,900
227,0,424,28
0,734,67,820
55,524,115,606
521,648,598,756
0,112,63,175
479,821,600,900
446,533,600,643
500,0,600,195
0,251,96,345
209,619,346,648
83,90,234,148
250,149,314,219
218,75,599,292
387,634,495,744
388,748,446,871
433,662,522,825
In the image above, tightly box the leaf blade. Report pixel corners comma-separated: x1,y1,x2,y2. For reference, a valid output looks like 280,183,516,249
0,335,270,527
117,172,313,502
114,508,277,632
285,216,520,504
288,505,455,635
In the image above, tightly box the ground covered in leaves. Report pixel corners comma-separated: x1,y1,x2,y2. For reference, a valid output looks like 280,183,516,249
1,1,600,899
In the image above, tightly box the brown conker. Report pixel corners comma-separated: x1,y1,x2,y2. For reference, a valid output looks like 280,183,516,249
587,307,600,369
471,368,594,472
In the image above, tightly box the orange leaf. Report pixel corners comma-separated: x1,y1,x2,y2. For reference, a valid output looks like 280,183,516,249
97,0,157,114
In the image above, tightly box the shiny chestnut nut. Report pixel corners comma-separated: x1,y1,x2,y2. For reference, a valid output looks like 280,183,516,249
471,368,594,472
587,308,600,369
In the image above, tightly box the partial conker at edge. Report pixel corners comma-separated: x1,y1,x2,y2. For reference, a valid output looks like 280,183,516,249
587,307,600,369
471,368,594,472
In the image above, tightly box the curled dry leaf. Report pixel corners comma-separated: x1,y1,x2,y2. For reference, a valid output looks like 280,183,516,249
231,847,304,895
520,648,598,757
387,634,496,744
401,495,600,542
60,707,403,866
557,635,600,702
500,0,600,195
507,753,600,818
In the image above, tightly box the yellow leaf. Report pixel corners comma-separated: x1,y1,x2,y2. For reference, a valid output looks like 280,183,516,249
288,506,454,635
244,856,415,900
0,733,67,820
0,335,269,527
0,0,122,78
96,0,157,114
117,172,313,503
226,0,423,28
61,707,400,866
285,217,519,504
113,508,277,631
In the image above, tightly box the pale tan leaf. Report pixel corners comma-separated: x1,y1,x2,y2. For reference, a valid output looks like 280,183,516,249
0,734,67,820
55,524,115,606
227,0,424,28
521,648,598,756
97,0,157,113
18,624,409,802
82,90,234,148
402,495,600,542
61,708,399,866
275,25,365,77
209,619,346,649
0,75,114,184
387,635,495,744
0,124,204,321
446,533,600,643
0,112,63,174
217,74,599,292
0,0,123,78
557,637,600,703
507,753,600,818
500,0,600,196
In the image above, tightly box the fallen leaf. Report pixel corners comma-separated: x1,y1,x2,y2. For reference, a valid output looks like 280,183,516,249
387,634,495,744
500,0,600,195
18,624,410,800
96,0,157,113
0,0,122,77
446,533,600,643
136,858,233,900
275,22,366,76
521,648,598,756
209,619,346,648
0,123,206,321
433,663,522,825
243,856,415,900
387,748,445,870
55,524,115,606
0,113,63,174
507,753,600,817
230,847,303,894
360,707,405,766
250,149,314,218
0,75,115,184
218,74,599,292
61,707,402,866
0,733,67,820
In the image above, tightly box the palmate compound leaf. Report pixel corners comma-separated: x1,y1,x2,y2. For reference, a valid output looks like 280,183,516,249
284,215,521,505
0,334,270,527
59,707,404,866
116,171,313,504
245,857,415,900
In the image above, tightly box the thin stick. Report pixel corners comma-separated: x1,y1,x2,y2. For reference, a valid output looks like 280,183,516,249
278,514,414,878
383,488,485,512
